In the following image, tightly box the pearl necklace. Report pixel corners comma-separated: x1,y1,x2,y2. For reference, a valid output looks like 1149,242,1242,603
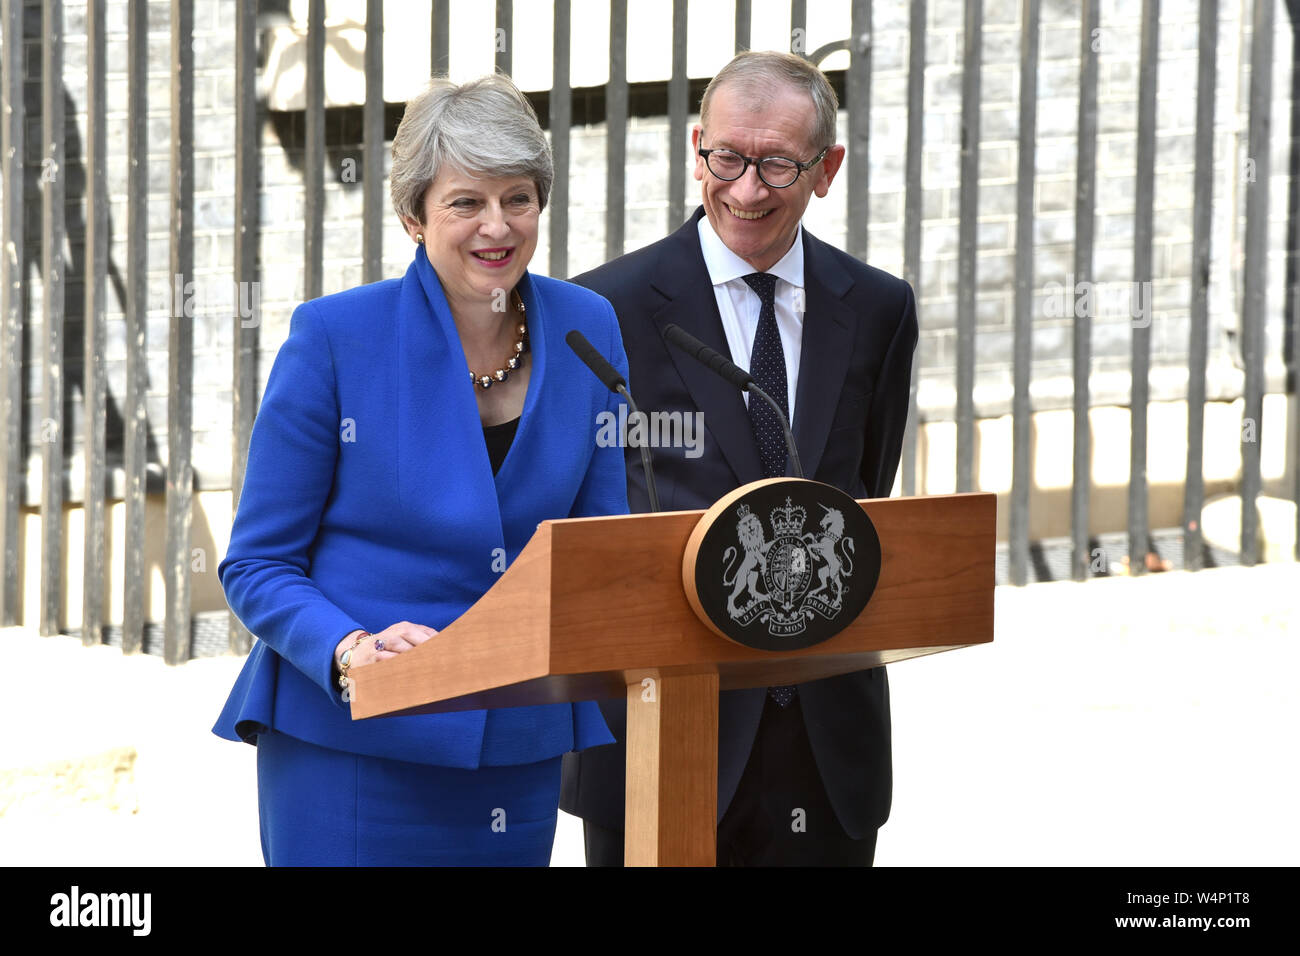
469,292,528,389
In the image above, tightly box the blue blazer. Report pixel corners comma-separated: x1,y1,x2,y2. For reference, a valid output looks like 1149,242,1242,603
213,248,628,768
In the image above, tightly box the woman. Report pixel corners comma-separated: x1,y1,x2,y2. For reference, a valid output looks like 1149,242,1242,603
213,74,629,866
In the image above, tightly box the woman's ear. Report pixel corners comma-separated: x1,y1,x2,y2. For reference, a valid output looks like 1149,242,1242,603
401,216,423,242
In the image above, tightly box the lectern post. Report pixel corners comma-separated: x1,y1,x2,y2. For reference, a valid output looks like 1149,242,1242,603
625,672,720,866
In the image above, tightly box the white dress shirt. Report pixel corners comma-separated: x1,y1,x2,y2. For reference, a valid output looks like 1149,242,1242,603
697,215,805,423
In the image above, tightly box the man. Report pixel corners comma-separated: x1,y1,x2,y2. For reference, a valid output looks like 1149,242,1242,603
561,51,917,866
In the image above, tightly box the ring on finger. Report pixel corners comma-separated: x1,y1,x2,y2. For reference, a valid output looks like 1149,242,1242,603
373,638,385,652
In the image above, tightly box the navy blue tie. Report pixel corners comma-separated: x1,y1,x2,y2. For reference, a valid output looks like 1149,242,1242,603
742,273,789,480
743,272,796,710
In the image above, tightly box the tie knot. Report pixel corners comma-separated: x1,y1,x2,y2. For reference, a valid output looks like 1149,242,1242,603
742,272,777,304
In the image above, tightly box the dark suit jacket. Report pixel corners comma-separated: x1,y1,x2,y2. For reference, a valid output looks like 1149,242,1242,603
560,207,918,840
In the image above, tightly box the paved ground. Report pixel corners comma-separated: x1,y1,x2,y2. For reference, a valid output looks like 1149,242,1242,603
2,562,1296,866
879,563,1298,865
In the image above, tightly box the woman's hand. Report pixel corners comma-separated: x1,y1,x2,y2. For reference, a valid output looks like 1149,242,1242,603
334,621,438,674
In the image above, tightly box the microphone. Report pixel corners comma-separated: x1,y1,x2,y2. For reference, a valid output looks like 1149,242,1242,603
565,330,662,513
565,328,626,393
661,323,752,392
661,323,804,480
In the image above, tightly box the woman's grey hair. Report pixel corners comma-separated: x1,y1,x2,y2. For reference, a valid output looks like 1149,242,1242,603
390,73,554,224
699,51,839,155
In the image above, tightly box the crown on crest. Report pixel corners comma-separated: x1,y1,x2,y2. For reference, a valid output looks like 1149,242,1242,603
770,497,805,536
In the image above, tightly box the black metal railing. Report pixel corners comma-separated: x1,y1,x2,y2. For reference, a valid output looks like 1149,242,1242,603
0,0,1293,661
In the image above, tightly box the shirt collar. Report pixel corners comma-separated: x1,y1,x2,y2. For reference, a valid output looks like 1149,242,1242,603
697,215,805,290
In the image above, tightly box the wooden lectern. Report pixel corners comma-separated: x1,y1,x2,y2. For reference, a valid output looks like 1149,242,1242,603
349,491,995,866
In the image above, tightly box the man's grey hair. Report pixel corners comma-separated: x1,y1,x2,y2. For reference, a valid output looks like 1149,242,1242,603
390,73,554,224
699,51,839,155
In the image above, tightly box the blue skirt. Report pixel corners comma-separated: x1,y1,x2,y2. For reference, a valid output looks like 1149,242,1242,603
256,731,562,866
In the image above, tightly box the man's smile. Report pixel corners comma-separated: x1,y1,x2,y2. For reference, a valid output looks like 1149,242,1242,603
726,203,772,220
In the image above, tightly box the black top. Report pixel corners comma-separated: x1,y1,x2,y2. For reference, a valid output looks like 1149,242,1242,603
483,416,520,475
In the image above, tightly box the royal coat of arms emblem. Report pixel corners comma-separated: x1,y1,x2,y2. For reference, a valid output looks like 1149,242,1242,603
723,497,858,637
685,479,882,652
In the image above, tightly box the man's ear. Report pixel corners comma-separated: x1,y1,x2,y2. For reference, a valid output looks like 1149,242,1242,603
691,124,707,182
813,144,847,198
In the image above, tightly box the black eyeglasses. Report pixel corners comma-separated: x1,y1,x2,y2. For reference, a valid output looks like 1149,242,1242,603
697,146,829,189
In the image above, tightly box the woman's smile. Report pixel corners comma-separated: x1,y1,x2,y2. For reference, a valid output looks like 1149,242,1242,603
470,246,516,266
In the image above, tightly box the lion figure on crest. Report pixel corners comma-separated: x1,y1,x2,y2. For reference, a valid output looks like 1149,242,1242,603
722,510,771,617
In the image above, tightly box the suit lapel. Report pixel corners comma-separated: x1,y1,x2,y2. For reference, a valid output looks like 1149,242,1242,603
792,230,856,481
649,211,764,486
395,249,506,557
491,270,547,494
